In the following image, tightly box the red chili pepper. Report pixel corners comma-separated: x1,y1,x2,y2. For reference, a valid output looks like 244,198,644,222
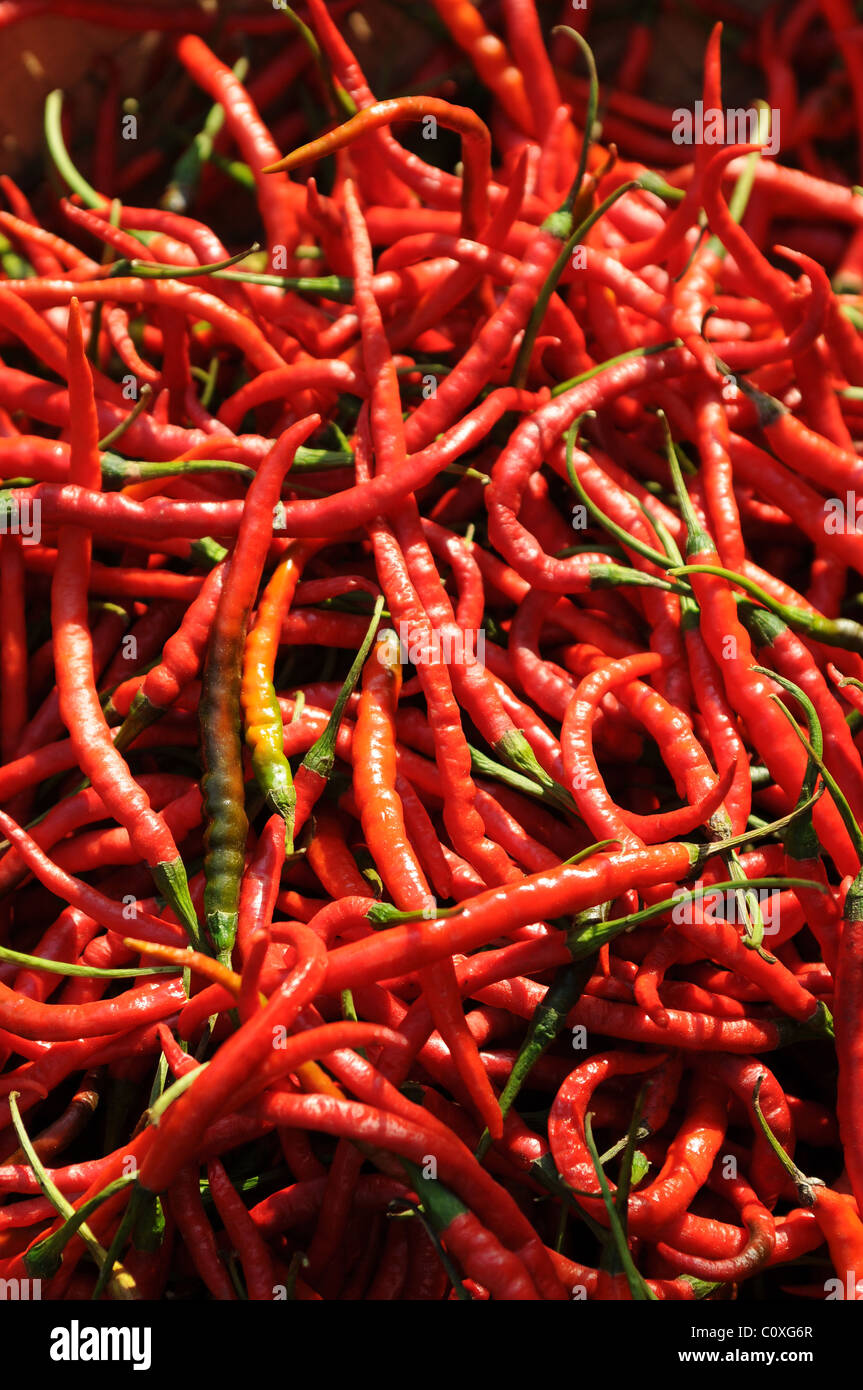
48,304,198,939
753,1073,863,1297
138,924,329,1191
549,1053,728,1238
264,97,492,240
167,1165,236,1301
176,35,305,255
206,1156,275,1301
0,3,861,1306
246,1084,566,1298
199,414,319,958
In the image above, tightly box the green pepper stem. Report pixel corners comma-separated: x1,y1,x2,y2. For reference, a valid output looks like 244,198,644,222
97,384,154,451
511,180,641,389
583,1111,656,1300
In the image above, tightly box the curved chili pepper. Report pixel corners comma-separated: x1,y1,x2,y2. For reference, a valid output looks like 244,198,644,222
138,924,326,1192
753,1074,863,1297
199,414,319,958
15,385,535,541
430,0,533,132
265,97,492,239
438,1203,540,1299
319,838,710,992
241,542,319,846
176,35,305,254
206,1157,274,1301
248,1080,567,1299
110,563,226,746
366,1216,410,1300
353,626,502,1138
355,414,516,890
549,1053,728,1239
51,300,200,946
167,1165,236,1301
0,5,860,1308
656,1163,776,1283
668,432,858,876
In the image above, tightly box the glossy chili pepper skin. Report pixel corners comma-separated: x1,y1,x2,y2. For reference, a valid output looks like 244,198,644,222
549,1053,729,1239
806,1186,863,1298
168,1165,237,1301
241,543,315,845
49,300,201,944
352,627,503,1138
113,563,226,748
1,1,863,1307
199,415,319,957
319,840,703,990
139,926,328,1192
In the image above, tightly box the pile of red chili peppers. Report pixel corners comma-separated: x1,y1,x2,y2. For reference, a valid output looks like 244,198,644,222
2,0,863,1303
